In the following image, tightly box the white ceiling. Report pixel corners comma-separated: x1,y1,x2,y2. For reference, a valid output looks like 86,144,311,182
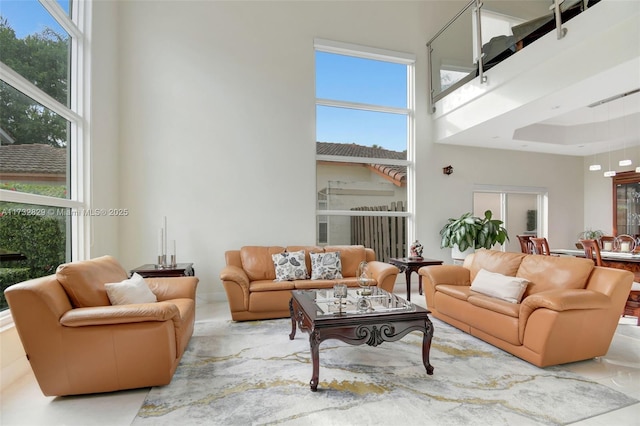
513,90,640,154
434,69,640,157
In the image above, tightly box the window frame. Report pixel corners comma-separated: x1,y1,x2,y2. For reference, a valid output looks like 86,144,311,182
0,0,90,322
314,39,416,246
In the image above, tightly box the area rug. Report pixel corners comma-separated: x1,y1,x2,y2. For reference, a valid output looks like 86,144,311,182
133,317,637,426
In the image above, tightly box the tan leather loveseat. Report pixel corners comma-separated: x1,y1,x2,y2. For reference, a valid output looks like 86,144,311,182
220,245,399,321
4,255,199,396
418,249,632,367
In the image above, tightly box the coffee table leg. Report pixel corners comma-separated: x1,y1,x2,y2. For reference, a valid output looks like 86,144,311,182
310,331,320,392
422,319,434,375
405,269,412,301
289,298,297,340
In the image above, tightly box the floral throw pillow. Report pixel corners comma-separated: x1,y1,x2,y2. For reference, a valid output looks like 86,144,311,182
310,251,343,280
271,250,308,281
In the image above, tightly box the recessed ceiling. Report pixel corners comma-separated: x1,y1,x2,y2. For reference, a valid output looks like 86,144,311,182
513,91,640,150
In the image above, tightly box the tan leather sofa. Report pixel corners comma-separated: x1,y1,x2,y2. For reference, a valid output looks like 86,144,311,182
418,249,632,367
4,255,199,396
220,245,399,321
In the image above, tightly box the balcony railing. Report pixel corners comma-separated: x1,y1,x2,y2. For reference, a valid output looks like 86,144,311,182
427,0,600,111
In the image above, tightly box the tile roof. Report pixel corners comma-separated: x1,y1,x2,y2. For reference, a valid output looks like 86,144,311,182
317,142,405,160
0,144,66,175
317,142,406,186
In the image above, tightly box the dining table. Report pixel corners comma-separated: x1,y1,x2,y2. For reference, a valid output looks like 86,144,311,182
551,248,640,281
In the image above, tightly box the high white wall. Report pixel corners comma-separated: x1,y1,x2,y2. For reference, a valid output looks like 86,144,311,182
84,0,594,303
88,0,120,259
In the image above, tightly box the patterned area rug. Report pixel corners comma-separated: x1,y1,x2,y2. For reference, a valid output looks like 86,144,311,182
133,317,637,426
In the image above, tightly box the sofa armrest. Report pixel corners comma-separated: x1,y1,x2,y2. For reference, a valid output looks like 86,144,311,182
220,265,250,289
60,302,180,327
367,261,399,293
145,276,199,301
521,289,610,313
518,288,614,347
220,265,251,312
419,265,471,312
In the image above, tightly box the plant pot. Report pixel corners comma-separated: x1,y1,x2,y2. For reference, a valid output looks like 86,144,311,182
452,245,475,261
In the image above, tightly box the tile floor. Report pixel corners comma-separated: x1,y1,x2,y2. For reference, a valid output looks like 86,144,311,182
1,283,639,426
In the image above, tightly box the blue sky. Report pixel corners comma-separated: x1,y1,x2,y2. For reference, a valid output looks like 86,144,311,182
316,52,408,153
2,1,407,153
0,0,68,38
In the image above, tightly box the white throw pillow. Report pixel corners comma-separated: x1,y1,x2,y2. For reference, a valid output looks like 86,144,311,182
104,273,157,305
470,268,529,304
310,251,343,280
271,250,308,281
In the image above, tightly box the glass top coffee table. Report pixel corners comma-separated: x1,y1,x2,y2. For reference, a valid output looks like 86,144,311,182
289,286,434,392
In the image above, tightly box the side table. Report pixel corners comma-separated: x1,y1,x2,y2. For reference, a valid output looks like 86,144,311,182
388,257,443,301
130,263,195,278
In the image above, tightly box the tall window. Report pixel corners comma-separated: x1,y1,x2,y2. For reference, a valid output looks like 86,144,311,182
315,39,415,261
0,0,88,312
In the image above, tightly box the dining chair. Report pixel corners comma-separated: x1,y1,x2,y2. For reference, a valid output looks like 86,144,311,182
517,235,534,254
580,239,603,266
599,235,617,251
616,234,636,252
581,239,640,325
531,237,551,255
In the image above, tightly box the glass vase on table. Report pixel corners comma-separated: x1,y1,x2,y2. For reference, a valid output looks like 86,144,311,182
357,261,374,296
332,283,348,315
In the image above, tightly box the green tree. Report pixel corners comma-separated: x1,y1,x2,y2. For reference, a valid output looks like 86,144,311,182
0,17,68,147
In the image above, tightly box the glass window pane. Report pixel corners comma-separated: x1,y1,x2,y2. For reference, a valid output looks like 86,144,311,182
319,213,406,262
316,106,407,157
315,52,407,108
0,202,69,310
57,0,71,16
317,168,407,210
316,161,408,258
0,81,69,198
0,0,70,106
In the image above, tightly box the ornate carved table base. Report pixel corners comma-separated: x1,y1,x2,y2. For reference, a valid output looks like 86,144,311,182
289,295,434,392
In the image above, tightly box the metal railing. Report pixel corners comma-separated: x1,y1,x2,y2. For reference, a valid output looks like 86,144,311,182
427,0,597,112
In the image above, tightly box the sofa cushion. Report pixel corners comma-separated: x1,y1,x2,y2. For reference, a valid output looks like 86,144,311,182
56,255,128,308
471,269,529,304
467,294,520,318
324,245,365,277
468,249,527,282
294,277,360,289
249,280,295,292
310,251,343,280
105,273,158,305
271,250,308,281
517,254,594,298
436,284,474,301
240,246,285,281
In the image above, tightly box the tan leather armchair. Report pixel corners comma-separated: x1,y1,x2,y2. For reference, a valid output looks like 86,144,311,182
4,256,198,396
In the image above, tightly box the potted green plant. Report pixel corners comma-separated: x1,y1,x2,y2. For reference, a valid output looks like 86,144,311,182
440,210,509,260
576,228,604,249
578,228,604,240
